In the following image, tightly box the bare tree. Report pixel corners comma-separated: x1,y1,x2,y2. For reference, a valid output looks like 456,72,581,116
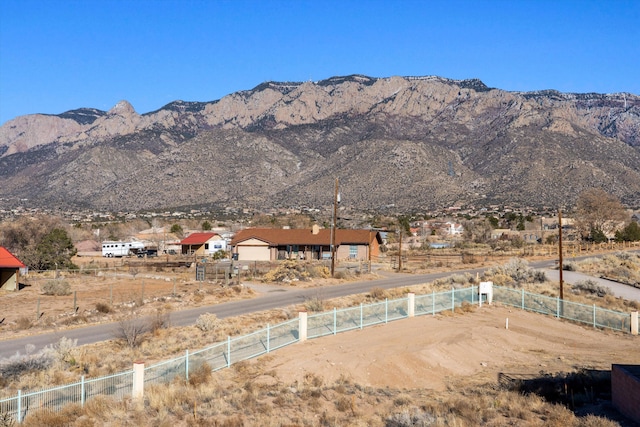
115,312,148,348
574,188,628,240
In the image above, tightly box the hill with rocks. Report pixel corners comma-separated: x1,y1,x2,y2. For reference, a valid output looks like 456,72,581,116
1,75,639,213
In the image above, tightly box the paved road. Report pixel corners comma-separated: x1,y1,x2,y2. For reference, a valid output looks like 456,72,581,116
1,254,638,359
0,268,483,359
543,269,640,301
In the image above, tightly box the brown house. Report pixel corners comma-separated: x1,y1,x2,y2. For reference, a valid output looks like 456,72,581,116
230,225,382,262
0,246,26,291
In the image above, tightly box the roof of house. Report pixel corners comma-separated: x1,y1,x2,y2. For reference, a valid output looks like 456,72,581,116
180,232,219,245
0,246,26,268
230,228,381,246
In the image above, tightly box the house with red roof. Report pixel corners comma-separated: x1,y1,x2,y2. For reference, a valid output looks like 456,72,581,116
0,246,27,291
230,225,382,262
179,232,226,256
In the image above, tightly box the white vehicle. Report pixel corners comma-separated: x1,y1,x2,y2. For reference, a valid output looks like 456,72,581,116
102,241,145,258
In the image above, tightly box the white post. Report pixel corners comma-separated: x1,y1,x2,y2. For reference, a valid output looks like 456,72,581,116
632,312,638,335
132,361,145,400
408,293,415,317
479,281,493,305
299,311,308,342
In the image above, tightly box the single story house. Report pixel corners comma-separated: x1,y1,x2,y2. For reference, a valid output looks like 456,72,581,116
0,246,26,291
230,225,382,262
180,232,227,256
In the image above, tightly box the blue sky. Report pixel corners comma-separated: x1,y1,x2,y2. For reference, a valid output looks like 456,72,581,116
1,0,639,125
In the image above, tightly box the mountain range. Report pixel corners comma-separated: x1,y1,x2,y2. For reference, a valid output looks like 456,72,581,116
1,74,639,214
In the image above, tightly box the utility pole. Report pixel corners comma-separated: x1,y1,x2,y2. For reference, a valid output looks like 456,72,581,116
330,178,339,277
558,209,564,307
397,229,402,272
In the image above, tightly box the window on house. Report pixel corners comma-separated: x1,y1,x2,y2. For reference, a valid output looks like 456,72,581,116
349,245,358,259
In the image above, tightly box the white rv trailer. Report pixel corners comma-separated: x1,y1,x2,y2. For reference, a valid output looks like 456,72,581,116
102,241,145,257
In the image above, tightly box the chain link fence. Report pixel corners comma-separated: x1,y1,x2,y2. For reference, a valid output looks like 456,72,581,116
1,285,635,423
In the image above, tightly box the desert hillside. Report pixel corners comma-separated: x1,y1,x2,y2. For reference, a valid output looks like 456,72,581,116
1,75,639,212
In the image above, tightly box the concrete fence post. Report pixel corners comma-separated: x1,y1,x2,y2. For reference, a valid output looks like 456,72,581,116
408,293,415,317
631,312,638,335
299,311,308,342
132,361,145,401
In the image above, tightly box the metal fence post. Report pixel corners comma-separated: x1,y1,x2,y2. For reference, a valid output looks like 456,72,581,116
267,324,270,353
333,307,337,335
299,311,308,342
227,336,231,367
81,375,85,407
385,298,388,323
17,389,21,423
408,293,415,317
185,350,189,380
360,303,363,329
432,290,435,315
556,297,560,319
521,289,525,310
593,304,596,329
451,287,455,313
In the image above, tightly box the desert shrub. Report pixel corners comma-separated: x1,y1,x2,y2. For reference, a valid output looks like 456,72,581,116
562,262,578,271
571,280,613,297
433,273,475,289
188,362,212,387
308,265,331,279
0,412,16,427
150,308,170,333
16,316,33,330
614,251,633,261
386,408,436,426
485,258,546,286
369,287,389,300
334,396,352,412
262,260,320,283
304,295,325,312
115,314,147,348
41,280,71,296
195,313,220,332
52,337,78,365
95,302,111,313
0,345,55,379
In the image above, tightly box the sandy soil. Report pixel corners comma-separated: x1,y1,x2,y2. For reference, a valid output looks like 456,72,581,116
254,304,640,391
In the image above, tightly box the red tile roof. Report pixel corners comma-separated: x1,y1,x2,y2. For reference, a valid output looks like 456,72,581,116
180,232,219,245
0,246,26,268
230,228,380,246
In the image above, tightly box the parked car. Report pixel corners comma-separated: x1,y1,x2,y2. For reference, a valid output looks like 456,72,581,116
137,249,158,258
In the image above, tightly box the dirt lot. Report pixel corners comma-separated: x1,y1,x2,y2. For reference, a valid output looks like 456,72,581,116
0,255,256,340
255,304,639,392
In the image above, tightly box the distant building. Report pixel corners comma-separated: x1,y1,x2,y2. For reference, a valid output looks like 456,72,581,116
180,232,226,256
230,225,382,262
0,246,26,291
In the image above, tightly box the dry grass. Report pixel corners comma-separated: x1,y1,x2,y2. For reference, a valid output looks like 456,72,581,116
15,371,628,427
3,253,638,426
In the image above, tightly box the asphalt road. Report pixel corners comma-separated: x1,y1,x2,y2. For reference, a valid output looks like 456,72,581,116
1,255,637,360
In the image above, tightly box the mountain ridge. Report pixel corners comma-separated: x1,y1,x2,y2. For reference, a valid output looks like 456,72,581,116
1,75,639,212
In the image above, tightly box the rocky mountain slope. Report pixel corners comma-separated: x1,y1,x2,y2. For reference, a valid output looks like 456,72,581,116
1,75,639,212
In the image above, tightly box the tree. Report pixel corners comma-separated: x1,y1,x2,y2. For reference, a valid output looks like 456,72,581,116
202,221,212,231
615,221,640,242
487,216,499,228
462,219,493,244
574,188,628,241
170,224,184,237
33,228,77,270
0,216,77,270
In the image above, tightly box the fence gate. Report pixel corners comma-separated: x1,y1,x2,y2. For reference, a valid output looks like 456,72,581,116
196,264,205,281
